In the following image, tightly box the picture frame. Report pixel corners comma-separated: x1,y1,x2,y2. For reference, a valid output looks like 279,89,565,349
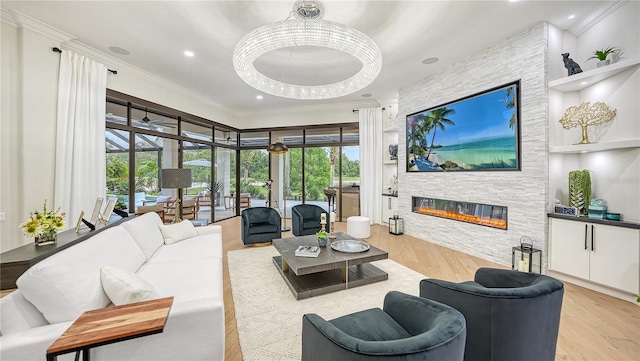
406,80,521,172
101,197,117,224
74,210,85,233
90,197,104,225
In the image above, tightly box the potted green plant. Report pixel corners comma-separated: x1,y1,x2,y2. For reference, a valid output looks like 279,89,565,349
316,230,328,247
587,47,621,68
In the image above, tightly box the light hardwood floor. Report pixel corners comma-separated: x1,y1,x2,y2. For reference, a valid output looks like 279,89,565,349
220,217,640,361
2,217,637,360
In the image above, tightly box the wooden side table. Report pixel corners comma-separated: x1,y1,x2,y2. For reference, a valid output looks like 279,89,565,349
46,297,173,361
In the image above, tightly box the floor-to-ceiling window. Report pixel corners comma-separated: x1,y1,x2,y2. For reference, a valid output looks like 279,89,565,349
215,129,237,221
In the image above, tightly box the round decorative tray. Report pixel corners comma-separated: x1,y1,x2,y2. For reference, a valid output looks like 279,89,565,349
330,239,370,253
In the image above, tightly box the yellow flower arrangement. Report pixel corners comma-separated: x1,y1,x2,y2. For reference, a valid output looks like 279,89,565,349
19,200,66,239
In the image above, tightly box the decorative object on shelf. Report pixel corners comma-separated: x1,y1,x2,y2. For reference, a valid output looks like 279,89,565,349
511,236,542,273
605,212,621,221
232,0,382,100
389,212,404,235
20,200,66,246
559,101,617,144
316,230,328,247
587,47,621,68
561,52,583,75
568,170,591,216
554,204,578,216
588,199,608,220
388,144,398,160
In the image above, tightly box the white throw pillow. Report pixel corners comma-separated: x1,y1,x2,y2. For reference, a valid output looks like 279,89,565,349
100,266,160,306
156,195,172,203
158,220,198,245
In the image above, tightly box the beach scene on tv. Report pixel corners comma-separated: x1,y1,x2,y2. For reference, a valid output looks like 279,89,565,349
407,83,518,171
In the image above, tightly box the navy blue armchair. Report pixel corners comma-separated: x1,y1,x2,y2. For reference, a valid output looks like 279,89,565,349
420,268,564,361
292,204,324,236
302,291,466,361
241,207,282,245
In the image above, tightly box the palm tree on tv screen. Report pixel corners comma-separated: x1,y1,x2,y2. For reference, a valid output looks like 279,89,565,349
424,107,456,162
505,86,516,129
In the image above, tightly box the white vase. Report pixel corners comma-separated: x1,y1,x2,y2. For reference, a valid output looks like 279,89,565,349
596,59,610,68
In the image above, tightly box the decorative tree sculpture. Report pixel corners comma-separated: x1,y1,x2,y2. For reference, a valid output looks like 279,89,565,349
559,101,616,144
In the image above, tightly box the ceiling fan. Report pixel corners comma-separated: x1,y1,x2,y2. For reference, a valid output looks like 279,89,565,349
135,107,176,129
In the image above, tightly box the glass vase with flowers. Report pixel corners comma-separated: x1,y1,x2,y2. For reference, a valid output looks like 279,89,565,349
19,200,66,246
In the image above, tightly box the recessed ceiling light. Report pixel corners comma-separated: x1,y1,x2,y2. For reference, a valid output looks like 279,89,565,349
108,46,130,55
580,150,588,153
361,93,372,98
256,95,263,100
580,81,588,85
184,50,195,57
508,0,518,2
422,57,439,65
568,14,575,19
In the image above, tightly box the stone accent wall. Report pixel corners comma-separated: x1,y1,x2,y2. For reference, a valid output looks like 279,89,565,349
397,22,549,269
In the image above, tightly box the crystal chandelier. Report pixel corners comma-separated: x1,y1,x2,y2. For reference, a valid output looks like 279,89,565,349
232,0,383,100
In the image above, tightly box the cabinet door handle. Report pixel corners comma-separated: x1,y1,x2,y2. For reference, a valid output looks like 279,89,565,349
591,225,595,251
584,224,588,250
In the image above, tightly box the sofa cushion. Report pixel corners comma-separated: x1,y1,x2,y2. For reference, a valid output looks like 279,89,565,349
121,212,165,260
0,290,48,335
329,308,412,341
16,226,146,324
303,220,321,229
248,222,279,235
101,266,160,306
158,220,198,245
148,234,223,263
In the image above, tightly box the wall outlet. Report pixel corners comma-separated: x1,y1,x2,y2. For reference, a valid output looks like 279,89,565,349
0,212,5,222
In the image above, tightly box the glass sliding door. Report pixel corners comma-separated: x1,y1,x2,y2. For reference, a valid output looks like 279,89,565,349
215,146,236,221
340,146,360,220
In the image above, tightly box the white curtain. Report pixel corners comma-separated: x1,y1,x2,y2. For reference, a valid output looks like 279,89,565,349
358,107,383,224
54,51,107,227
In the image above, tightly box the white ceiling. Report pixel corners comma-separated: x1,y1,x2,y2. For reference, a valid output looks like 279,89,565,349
1,1,613,116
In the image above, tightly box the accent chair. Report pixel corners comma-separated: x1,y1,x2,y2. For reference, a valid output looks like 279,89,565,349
241,207,282,245
420,268,564,361
291,204,325,236
302,291,467,361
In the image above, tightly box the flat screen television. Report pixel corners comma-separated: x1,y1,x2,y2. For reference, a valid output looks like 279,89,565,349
406,80,521,172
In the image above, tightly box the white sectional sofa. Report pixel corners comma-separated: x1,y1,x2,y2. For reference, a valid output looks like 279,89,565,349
0,212,225,361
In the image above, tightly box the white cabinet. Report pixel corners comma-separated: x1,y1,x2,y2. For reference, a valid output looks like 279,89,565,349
549,217,639,294
381,195,398,224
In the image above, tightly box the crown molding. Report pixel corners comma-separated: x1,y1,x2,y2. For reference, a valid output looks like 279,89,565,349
7,10,74,42
567,0,627,36
1,8,17,27
237,99,380,118
61,40,235,119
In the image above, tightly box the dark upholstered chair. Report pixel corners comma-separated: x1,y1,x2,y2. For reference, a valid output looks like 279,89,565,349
420,268,564,361
302,291,466,361
292,204,325,236
241,207,282,245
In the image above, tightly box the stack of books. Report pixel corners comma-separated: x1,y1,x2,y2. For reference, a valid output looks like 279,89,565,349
295,246,320,258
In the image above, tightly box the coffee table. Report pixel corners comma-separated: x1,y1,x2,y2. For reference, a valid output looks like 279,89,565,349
272,232,388,300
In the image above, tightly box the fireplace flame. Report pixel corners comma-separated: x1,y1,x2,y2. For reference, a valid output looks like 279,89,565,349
415,207,507,230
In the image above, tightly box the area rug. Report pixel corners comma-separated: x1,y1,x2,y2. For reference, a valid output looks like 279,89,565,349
227,246,428,361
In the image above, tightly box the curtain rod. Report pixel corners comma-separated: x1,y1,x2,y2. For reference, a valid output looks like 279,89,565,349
352,107,386,113
52,47,117,75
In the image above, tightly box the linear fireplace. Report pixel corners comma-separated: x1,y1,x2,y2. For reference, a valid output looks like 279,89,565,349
412,196,508,230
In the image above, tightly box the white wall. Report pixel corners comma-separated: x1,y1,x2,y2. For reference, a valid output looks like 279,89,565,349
397,22,549,268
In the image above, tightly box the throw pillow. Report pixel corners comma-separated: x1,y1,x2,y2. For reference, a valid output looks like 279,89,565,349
100,266,160,306
158,219,198,245
156,195,172,203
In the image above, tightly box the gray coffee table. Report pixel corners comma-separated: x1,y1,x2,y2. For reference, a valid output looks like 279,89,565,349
272,232,388,300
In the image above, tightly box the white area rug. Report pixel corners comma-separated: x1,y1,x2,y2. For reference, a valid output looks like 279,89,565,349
228,246,427,361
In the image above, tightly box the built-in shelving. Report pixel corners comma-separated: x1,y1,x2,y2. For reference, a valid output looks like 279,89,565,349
549,139,640,153
383,160,397,165
383,127,398,133
548,58,640,92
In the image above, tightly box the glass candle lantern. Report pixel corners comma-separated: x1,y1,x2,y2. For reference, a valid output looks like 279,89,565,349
389,213,404,235
511,237,542,273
